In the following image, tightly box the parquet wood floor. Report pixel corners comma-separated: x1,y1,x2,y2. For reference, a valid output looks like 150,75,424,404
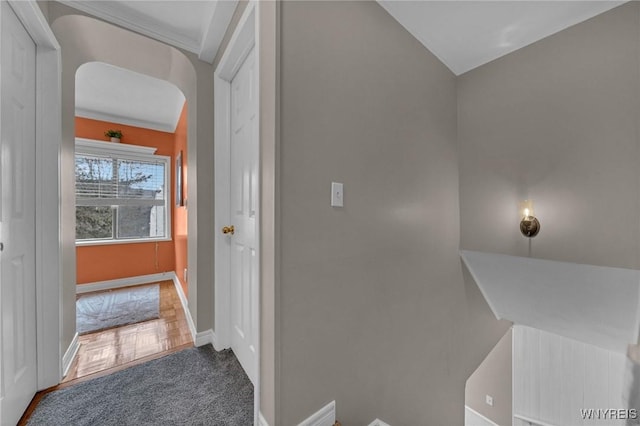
63,280,194,382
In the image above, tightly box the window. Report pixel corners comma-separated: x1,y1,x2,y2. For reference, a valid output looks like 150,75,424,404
75,139,171,244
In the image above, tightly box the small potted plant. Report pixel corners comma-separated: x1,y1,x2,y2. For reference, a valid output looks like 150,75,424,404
104,129,123,143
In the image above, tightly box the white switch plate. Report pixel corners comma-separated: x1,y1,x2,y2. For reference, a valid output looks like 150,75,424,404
331,182,344,207
485,395,493,406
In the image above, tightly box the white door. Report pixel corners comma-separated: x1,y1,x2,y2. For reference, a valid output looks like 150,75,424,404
229,47,258,384
0,2,37,424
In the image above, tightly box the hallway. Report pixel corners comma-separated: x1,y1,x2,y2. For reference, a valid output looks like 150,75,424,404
19,281,198,424
65,281,193,382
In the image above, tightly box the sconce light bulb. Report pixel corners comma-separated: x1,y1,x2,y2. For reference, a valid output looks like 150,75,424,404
519,200,540,238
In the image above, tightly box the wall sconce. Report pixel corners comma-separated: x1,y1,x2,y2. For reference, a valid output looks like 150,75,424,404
519,200,540,238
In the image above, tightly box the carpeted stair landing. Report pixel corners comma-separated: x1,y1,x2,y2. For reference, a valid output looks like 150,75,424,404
28,345,253,425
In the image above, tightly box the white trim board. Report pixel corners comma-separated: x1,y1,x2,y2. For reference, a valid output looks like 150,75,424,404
368,419,392,426
169,272,220,349
195,329,218,348
513,414,559,426
297,401,336,426
62,333,79,378
258,412,269,426
76,271,174,294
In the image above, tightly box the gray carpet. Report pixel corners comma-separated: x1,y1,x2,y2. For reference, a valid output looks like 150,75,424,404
28,345,253,425
76,284,160,334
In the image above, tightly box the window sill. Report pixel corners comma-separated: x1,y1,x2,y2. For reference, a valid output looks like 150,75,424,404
76,237,172,247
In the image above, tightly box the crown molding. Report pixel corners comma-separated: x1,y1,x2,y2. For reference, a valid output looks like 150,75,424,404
57,0,236,64
76,107,177,134
198,0,238,63
58,0,200,54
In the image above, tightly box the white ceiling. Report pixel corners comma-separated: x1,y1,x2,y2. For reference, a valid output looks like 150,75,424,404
62,1,627,76
67,1,627,131
378,1,626,75
76,62,186,133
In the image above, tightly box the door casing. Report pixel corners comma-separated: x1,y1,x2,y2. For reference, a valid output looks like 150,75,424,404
4,1,62,390
214,1,261,424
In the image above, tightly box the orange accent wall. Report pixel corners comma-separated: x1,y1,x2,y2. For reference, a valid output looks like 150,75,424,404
75,116,182,284
173,105,188,294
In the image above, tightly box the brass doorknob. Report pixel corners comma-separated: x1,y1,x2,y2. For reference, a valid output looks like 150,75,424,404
222,225,235,235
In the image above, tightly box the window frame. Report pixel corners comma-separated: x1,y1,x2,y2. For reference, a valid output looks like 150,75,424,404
74,138,172,246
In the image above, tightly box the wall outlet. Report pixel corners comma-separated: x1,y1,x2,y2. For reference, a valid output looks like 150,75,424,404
485,395,494,406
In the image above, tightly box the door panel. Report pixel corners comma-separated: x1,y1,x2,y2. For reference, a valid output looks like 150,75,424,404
0,2,37,424
229,47,258,384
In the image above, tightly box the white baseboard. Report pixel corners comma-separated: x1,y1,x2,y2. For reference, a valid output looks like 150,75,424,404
169,273,222,350
259,412,269,426
171,273,197,342
195,328,218,348
62,332,79,377
368,419,391,426
298,400,336,426
76,272,174,294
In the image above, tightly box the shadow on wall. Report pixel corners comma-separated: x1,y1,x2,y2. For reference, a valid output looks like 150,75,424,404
461,261,513,363
465,327,513,426
460,260,513,426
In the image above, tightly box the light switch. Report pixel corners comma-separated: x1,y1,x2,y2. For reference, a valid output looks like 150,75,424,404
331,182,344,207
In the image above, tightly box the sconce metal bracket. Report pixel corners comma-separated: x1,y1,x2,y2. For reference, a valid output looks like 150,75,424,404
520,217,540,238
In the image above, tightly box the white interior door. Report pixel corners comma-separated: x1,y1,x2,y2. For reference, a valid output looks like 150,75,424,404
0,2,37,424
229,47,258,384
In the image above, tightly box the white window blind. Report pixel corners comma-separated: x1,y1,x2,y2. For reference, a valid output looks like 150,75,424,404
75,140,170,243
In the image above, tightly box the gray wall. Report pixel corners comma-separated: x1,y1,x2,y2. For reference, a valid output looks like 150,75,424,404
47,2,216,351
458,6,640,425
277,2,509,424
458,2,640,270
466,328,512,426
